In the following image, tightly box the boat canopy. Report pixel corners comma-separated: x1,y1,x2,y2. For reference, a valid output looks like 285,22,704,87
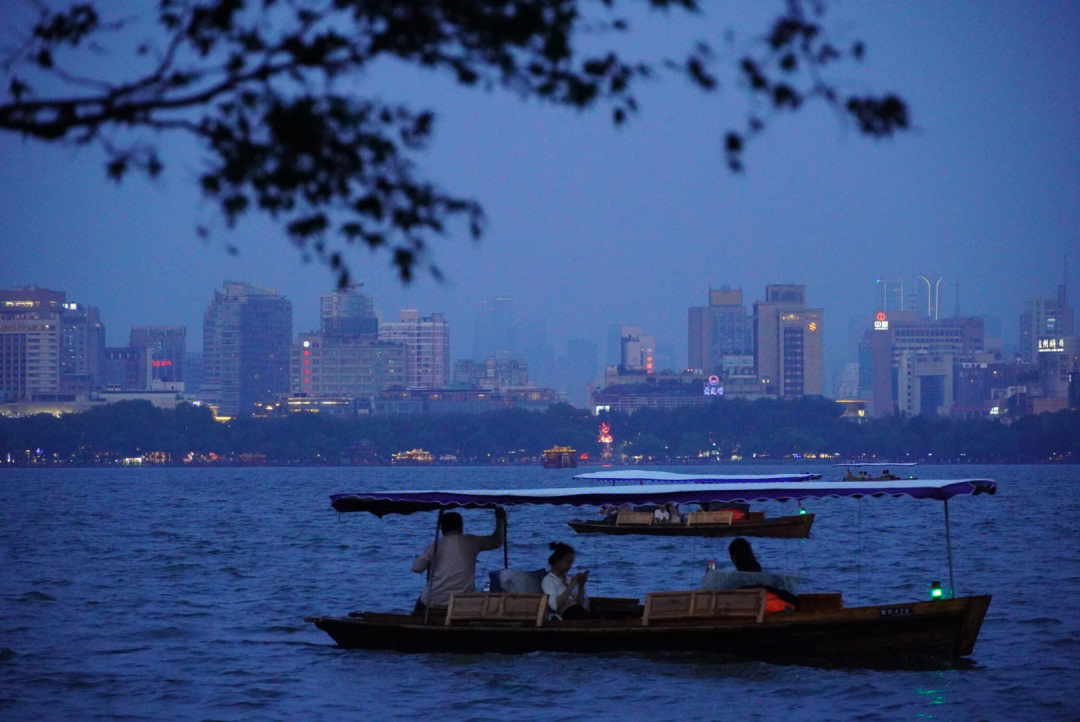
834,462,918,468
573,471,821,483
329,478,996,516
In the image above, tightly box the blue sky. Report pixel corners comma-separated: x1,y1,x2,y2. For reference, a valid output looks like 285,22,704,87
2,1,1077,390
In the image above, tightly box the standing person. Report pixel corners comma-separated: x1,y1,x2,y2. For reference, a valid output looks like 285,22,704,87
542,542,590,619
411,508,506,617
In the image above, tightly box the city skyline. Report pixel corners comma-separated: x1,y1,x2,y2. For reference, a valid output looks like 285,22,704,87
3,2,1078,391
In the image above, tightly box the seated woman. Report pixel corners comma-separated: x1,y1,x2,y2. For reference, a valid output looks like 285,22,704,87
725,537,796,613
541,542,591,619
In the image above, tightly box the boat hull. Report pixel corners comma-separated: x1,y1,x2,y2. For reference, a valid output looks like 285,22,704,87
306,595,990,667
567,513,814,538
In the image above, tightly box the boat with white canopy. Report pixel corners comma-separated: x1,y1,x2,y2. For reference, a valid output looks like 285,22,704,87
307,477,995,666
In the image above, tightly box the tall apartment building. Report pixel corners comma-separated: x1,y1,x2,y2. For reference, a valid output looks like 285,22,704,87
202,282,293,416
0,287,64,401
753,285,823,397
292,333,405,399
378,309,450,389
320,285,377,338
688,287,753,376
129,326,186,384
1020,284,1074,363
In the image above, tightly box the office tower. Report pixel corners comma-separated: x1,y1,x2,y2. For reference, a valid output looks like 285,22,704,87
293,333,406,398
472,297,515,360
564,338,598,407
321,284,377,338
103,346,149,390
688,287,753,375
185,352,203,396
452,357,529,390
0,287,64,401
129,326,186,384
202,282,293,416
753,284,824,397
58,302,106,393
615,325,654,372
861,310,986,417
1020,284,1074,363
379,309,450,389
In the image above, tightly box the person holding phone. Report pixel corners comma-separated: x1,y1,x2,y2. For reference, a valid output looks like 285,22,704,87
542,542,591,619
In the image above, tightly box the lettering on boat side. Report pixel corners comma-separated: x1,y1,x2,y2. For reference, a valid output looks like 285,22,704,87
878,605,913,617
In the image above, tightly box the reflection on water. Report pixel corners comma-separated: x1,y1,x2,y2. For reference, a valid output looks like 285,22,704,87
1,464,1078,721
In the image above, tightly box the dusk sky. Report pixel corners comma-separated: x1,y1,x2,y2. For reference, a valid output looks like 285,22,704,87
3,1,1078,390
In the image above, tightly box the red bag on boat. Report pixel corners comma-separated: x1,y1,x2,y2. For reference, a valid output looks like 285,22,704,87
765,592,795,614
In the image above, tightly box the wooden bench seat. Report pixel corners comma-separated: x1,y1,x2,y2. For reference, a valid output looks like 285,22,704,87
686,510,734,526
642,589,766,626
615,511,653,526
445,593,548,627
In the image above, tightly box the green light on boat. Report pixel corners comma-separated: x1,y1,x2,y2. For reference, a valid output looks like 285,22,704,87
798,508,807,515
929,581,943,599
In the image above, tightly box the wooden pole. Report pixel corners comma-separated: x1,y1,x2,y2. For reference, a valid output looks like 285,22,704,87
944,499,956,598
424,509,442,624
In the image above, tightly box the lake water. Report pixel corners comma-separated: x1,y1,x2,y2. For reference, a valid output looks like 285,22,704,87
2,464,1078,721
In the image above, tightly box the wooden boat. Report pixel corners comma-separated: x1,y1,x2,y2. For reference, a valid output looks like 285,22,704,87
568,511,814,538
308,477,996,667
568,471,820,538
307,593,990,666
836,462,919,481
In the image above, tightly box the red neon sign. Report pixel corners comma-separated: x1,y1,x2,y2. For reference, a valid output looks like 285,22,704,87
151,360,173,367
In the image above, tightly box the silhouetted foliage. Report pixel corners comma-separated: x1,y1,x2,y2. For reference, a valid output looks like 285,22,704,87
1,0,908,285
2,400,1076,465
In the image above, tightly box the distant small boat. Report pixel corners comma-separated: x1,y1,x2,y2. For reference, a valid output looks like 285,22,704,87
836,462,918,481
568,510,814,538
542,446,577,468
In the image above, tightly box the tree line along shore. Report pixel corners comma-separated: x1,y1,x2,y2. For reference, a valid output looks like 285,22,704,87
1,399,1076,467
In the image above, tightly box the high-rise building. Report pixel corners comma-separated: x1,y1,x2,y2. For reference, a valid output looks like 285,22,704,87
688,287,753,375
613,325,654,373
292,333,405,399
0,287,64,401
472,297,515,360
753,285,824,397
202,282,293,416
58,302,105,394
1020,284,1074,363
563,338,599,407
453,357,528,390
860,310,986,416
103,346,149,391
378,309,450,389
320,284,377,338
129,326,185,384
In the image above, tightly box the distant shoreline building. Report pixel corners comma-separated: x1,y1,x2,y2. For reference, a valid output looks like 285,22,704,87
201,282,292,417
378,309,450,389
753,285,824,398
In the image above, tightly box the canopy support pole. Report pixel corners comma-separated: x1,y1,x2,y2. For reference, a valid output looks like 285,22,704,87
944,499,956,598
424,509,442,625
503,511,509,570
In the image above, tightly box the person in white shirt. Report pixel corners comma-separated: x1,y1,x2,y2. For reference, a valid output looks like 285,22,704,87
541,541,590,619
411,508,505,616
